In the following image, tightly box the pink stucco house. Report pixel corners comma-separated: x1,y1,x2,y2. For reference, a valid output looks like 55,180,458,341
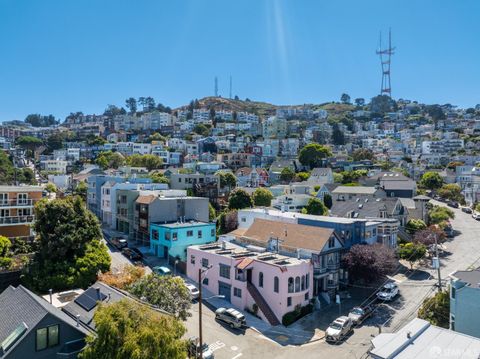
187,241,313,326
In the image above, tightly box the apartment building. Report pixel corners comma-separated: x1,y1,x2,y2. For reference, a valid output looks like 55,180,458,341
450,268,480,338
0,186,43,239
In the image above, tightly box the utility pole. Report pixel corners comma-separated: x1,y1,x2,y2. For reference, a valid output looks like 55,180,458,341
198,268,203,359
434,235,442,291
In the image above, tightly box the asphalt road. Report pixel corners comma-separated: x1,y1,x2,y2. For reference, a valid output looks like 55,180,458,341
184,202,480,359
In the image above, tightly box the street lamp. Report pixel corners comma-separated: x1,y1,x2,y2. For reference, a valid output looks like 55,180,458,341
174,259,179,276
198,265,212,359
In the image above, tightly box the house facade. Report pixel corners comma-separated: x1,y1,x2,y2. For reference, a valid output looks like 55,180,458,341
450,268,480,338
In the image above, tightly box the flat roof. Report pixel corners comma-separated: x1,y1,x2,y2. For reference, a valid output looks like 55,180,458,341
451,268,480,288
0,185,43,192
152,220,212,229
332,186,378,195
242,208,368,224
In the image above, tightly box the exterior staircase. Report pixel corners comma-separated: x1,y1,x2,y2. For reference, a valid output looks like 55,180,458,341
247,282,281,326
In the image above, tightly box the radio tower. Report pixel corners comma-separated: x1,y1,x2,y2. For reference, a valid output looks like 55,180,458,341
376,29,395,97
214,76,218,97
229,76,232,99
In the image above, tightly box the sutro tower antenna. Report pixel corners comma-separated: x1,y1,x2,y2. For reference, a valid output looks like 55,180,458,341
214,76,218,97
376,28,395,97
229,76,232,99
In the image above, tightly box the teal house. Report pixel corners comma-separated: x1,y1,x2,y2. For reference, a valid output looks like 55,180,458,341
150,220,216,270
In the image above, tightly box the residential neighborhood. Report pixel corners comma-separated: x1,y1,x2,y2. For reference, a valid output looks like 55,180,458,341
1,1,480,358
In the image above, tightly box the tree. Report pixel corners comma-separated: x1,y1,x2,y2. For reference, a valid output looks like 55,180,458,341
46,132,66,151
252,188,273,207
16,136,43,154
438,184,464,204
331,124,346,145
342,244,397,283
79,300,186,359
128,274,192,321
302,198,328,215
74,181,88,201
208,202,216,222
127,154,163,171
45,183,57,193
280,167,295,183
0,236,12,270
217,171,237,190
103,104,126,117
99,265,146,290
228,189,253,210
405,219,427,235
149,172,169,185
418,291,450,328
428,206,454,225
193,124,210,137
413,226,446,247
425,105,446,123
333,172,344,183
125,97,137,114
298,143,332,169
323,193,333,209
95,151,125,170
420,171,443,190
398,242,427,269
148,132,166,143
340,93,351,104
24,114,57,127
144,97,156,111
369,95,393,114
354,98,365,107
352,148,375,161
28,196,110,291
296,172,310,182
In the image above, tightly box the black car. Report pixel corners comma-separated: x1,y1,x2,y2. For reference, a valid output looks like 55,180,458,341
447,201,459,208
129,247,144,259
121,248,142,261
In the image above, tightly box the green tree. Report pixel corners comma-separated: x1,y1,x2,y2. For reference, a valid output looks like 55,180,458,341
45,183,57,193
217,171,237,190
333,172,344,183
24,114,57,127
103,104,126,117
228,189,253,210
74,181,88,201
28,196,110,291
148,132,166,143
16,136,43,155
418,291,450,328
302,198,328,215
331,123,346,145
149,172,170,185
398,242,427,269
193,124,210,137
340,93,351,104
323,193,333,209
280,167,295,183
354,98,365,107
252,188,273,207
208,202,216,221
79,300,186,359
296,172,310,182
352,148,375,161
369,95,393,114
0,236,12,270
420,171,444,190
46,132,66,151
405,219,427,235
429,206,455,225
128,274,192,321
127,154,162,171
438,184,464,204
299,143,332,169
125,97,137,114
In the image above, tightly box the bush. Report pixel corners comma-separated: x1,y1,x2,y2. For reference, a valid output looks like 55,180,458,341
281,304,313,326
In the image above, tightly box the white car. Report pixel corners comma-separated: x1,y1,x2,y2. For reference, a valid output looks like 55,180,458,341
376,282,399,301
185,283,199,300
325,316,353,343
472,211,480,220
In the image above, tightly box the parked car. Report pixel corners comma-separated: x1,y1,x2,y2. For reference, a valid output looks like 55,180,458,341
110,237,128,249
447,201,459,208
152,266,171,276
472,211,480,220
187,337,214,359
376,282,399,301
325,316,353,343
185,283,200,300
129,247,144,259
348,305,373,326
461,206,473,214
121,248,142,261
215,307,246,329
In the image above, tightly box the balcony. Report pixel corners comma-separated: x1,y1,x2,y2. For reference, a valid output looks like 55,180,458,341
0,199,35,207
0,216,35,226
313,267,328,278
327,262,340,271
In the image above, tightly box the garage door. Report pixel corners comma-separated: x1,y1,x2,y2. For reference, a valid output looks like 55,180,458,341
218,281,231,302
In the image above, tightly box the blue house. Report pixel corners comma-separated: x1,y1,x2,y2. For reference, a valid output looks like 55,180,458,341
150,221,216,271
450,268,480,337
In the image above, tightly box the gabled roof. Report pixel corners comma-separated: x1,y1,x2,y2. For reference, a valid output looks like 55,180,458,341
136,194,156,204
330,196,402,219
0,285,89,356
241,218,337,252
332,186,380,195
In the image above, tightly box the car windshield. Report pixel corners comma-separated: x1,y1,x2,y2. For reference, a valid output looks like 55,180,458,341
330,322,343,330
351,308,364,315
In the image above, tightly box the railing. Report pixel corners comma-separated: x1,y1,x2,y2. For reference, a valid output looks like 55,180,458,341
327,281,337,289
327,262,340,270
0,216,35,225
314,267,328,275
0,199,35,207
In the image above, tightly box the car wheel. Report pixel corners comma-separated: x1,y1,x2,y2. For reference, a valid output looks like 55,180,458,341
230,322,235,329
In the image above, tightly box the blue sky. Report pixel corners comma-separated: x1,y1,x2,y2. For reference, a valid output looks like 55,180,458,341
1,0,479,121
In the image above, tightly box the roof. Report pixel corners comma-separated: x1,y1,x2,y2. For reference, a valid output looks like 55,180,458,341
370,318,480,359
236,257,255,270
136,194,156,204
381,180,416,191
152,220,212,229
451,268,480,288
0,185,43,193
330,196,401,219
61,282,127,330
332,186,379,195
241,218,335,252
0,285,89,356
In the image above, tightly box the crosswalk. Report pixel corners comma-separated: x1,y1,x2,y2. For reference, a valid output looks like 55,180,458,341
209,341,226,352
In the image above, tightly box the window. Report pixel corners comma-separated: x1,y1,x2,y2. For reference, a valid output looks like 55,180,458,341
304,292,309,301
259,272,264,288
187,230,193,237
451,287,456,299
219,264,230,279
295,277,300,292
288,277,294,293
211,228,215,237
287,297,292,307
164,231,170,241
328,237,335,248
274,276,279,293
172,232,178,241
198,230,202,238
234,288,242,298
202,258,209,268
301,275,305,291
36,325,59,351
241,217,246,222
190,255,195,264
202,278,209,285
306,273,310,289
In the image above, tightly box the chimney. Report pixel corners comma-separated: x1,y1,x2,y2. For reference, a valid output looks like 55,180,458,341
49,289,53,304
406,331,411,339
95,287,101,300
76,314,80,327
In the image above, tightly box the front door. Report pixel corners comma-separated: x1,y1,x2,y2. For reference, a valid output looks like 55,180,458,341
163,246,169,258
218,281,231,302
246,268,252,283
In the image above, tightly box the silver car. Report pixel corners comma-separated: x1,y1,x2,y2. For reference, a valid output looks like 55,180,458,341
215,307,246,329
325,316,353,343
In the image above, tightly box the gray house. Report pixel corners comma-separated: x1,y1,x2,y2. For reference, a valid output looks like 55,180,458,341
0,285,89,359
